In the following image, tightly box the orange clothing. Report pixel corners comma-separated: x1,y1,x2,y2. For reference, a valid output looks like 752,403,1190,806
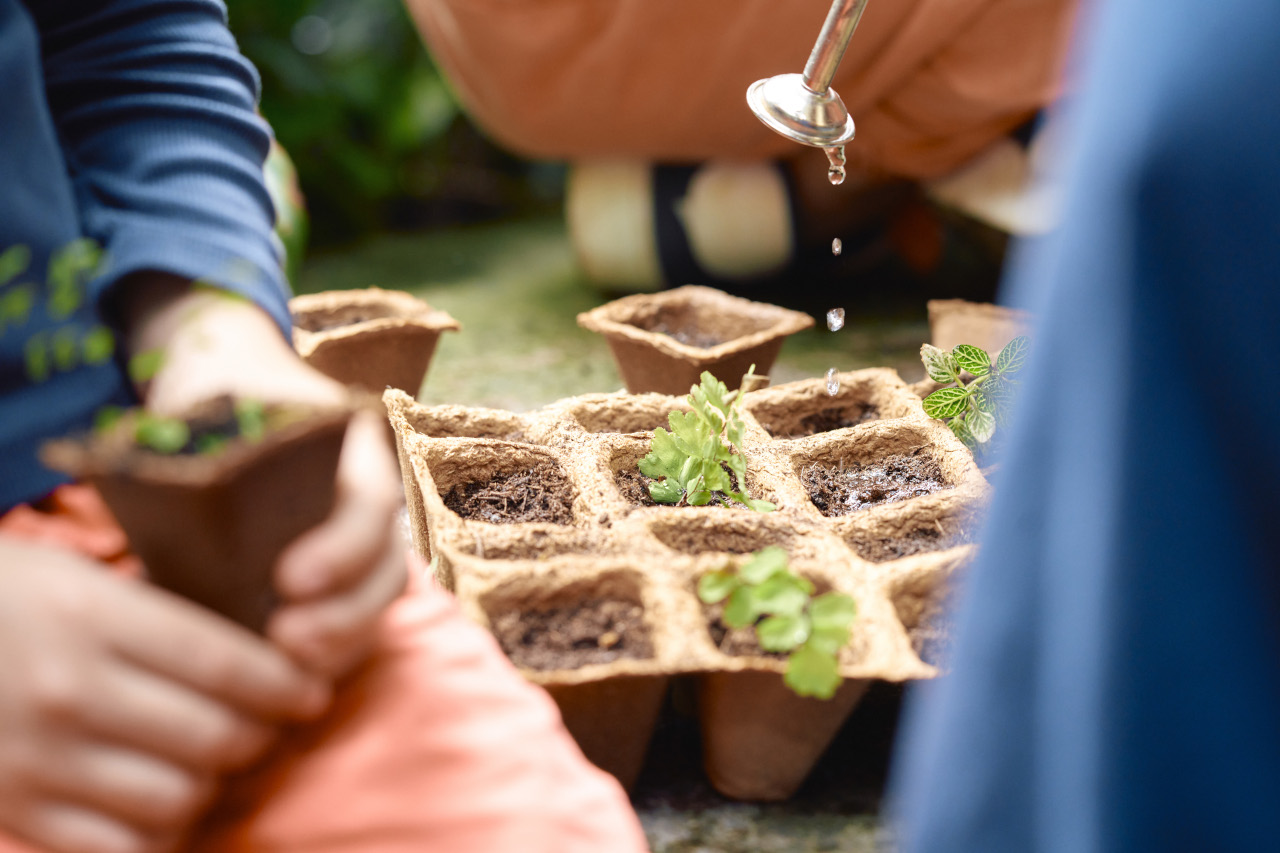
404,0,1078,178
0,486,648,853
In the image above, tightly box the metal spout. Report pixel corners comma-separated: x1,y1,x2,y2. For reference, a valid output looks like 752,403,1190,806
746,0,870,148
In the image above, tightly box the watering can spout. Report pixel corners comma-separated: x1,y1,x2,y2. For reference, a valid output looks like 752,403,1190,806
746,0,870,148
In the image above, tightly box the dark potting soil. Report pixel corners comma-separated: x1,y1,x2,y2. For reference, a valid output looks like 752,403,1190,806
803,450,947,517
773,404,881,439
293,308,395,333
849,522,975,563
443,462,574,525
492,599,652,670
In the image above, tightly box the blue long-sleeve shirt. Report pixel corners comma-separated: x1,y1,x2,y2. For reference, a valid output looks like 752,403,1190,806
0,0,289,512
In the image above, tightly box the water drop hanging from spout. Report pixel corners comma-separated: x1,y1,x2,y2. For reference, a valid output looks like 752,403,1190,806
826,145,846,186
826,307,845,331
831,237,842,256
825,367,840,396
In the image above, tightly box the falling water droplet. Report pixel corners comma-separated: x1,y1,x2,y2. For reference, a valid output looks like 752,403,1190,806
825,368,840,396
831,237,842,256
826,307,845,332
825,145,846,186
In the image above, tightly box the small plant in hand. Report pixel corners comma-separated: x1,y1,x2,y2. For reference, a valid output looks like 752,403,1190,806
698,546,857,700
638,369,775,511
95,397,270,456
920,337,1029,448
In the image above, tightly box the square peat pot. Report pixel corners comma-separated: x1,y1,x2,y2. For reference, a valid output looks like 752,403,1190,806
291,287,460,395
42,400,355,633
577,285,813,395
926,298,1031,356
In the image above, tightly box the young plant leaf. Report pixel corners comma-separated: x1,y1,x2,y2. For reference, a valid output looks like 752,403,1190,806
736,494,777,513
647,478,685,504
127,348,166,385
785,643,842,700
752,572,811,618
698,570,739,605
135,416,189,454
922,386,970,419
920,344,960,384
757,614,810,652
949,416,977,448
809,592,857,629
738,546,789,584
234,399,268,442
723,585,760,629
967,407,997,443
952,344,991,376
996,335,1030,375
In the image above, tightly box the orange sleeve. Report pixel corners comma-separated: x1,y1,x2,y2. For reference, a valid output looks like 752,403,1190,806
405,0,1078,178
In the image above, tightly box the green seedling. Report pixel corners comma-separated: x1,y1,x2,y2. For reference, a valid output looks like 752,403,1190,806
639,369,775,511
94,398,271,456
920,336,1029,448
698,546,857,700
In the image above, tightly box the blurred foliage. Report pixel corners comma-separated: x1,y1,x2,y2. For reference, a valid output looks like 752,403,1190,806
226,0,560,246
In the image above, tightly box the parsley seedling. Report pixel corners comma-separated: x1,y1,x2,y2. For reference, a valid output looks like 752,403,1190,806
638,370,775,511
920,337,1029,448
699,546,857,700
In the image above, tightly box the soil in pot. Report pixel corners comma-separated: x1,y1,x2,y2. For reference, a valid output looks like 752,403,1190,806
849,521,976,563
802,451,947,517
759,403,882,440
442,462,574,524
492,599,653,670
292,303,395,333
705,604,787,661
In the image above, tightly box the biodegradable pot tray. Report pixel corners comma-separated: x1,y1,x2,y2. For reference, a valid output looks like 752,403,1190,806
577,285,813,395
387,367,988,799
291,287,460,395
42,400,356,633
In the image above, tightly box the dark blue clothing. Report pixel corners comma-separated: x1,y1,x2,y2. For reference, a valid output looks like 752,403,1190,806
0,0,288,512
891,0,1280,850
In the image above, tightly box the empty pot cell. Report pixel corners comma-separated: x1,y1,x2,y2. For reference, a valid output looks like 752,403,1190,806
648,514,792,555
404,405,528,442
799,441,952,518
484,571,654,671
292,301,400,332
888,562,962,669
628,301,775,349
845,508,981,563
430,444,576,525
566,394,689,434
748,389,880,439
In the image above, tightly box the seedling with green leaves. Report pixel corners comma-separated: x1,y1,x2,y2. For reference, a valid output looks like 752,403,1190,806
95,398,271,456
920,337,1029,448
698,546,857,700
638,370,775,511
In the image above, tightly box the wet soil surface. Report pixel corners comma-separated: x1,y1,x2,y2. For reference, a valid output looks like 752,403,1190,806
614,466,747,509
492,599,652,670
850,522,975,563
803,450,947,516
293,308,395,332
443,462,574,524
769,404,881,439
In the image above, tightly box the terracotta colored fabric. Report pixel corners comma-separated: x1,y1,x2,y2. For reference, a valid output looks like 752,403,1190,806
0,486,649,853
404,0,1077,178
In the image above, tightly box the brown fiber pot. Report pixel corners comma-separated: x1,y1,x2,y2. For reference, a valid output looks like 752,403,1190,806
697,671,870,801
42,401,354,633
546,675,671,791
292,287,460,395
926,298,1031,356
577,285,813,395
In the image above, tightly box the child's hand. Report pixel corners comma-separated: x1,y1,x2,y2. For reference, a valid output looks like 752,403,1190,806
0,538,330,853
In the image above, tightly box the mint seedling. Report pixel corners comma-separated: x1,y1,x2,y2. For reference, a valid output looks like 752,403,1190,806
639,370,775,511
920,337,1028,448
699,546,857,700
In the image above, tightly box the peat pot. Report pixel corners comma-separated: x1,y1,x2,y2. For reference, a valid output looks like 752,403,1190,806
42,397,357,633
577,285,813,395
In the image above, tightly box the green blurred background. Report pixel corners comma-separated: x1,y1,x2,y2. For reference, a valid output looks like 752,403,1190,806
226,0,557,247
